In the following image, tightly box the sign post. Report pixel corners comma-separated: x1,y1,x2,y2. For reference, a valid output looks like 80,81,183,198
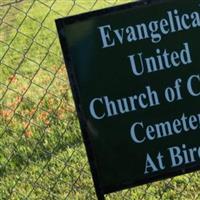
56,0,200,198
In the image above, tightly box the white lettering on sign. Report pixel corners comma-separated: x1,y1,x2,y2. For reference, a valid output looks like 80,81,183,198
98,9,200,48
128,42,192,76
187,74,200,97
91,3,200,177
130,112,200,144
89,74,200,121
89,86,160,120
144,144,200,174
168,144,200,167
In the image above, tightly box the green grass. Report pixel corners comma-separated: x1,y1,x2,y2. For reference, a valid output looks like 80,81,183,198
1,0,200,199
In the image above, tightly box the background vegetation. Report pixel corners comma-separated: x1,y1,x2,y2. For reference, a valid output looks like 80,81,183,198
0,0,200,199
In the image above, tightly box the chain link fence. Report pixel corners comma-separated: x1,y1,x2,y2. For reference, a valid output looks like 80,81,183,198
1,0,200,199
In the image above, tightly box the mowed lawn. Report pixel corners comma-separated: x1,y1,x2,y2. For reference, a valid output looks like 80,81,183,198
0,0,200,199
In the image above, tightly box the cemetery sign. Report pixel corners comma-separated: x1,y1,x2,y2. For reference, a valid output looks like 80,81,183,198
56,0,200,199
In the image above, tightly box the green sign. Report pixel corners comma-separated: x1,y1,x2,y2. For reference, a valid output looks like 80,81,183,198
56,0,200,199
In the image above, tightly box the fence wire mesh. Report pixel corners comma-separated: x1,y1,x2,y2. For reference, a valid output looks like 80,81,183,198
1,0,200,199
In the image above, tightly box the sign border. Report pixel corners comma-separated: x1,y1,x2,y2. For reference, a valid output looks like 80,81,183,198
55,0,200,199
